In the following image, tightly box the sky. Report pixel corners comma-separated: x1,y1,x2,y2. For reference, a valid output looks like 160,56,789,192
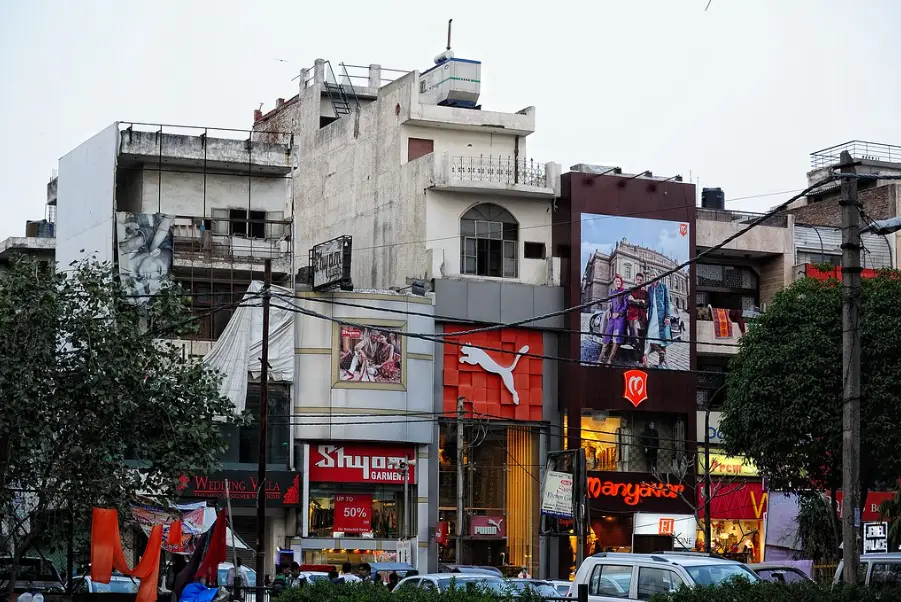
1,0,900,241
580,214,689,273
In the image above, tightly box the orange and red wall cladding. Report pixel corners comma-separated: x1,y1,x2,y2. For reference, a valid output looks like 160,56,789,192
442,325,544,421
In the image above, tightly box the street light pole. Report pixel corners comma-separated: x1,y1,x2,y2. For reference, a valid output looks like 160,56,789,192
838,151,862,584
456,397,466,565
255,259,272,591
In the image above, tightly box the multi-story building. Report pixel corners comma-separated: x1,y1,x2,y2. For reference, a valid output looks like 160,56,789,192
0,176,56,274
52,122,297,575
253,55,564,576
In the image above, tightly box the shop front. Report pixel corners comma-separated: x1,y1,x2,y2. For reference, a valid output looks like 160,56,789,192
438,325,547,575
583,471,696,558
697,478,767,563
297,442,419,568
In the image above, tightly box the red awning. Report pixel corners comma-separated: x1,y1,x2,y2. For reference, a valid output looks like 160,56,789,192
697,481,768,521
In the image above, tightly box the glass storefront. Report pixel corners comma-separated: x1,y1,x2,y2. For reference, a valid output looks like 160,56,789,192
438,423,539,574
580,411,688,474
308,483,413,539
696,519,762,563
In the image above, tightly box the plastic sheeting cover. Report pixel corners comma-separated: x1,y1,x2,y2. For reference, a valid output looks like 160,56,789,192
203,281,295,413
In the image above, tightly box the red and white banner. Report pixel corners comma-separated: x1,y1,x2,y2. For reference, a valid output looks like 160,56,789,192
334,494,372,534
308,443,417,484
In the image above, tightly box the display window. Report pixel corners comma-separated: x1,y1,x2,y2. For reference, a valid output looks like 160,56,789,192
308,483,414,539
580,411,688,474
696,519,762,563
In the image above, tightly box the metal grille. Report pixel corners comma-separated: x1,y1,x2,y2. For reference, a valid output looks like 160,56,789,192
451,156,548,188
810,140,901,168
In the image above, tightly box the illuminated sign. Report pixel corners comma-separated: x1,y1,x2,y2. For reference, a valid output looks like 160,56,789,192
658,518,675,535
698,453,758,477
622,369,648,407
587,477,685,506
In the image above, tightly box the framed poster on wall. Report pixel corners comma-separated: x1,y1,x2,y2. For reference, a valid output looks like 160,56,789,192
332,319,407,390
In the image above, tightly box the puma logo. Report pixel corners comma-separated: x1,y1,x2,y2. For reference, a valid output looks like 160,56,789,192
487,518,504,530
459,344,530,405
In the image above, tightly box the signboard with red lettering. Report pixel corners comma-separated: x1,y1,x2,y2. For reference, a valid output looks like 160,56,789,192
586,471,695,514
829,491,895,522
334,494,372,534
176,470,300,507
308,443,417,484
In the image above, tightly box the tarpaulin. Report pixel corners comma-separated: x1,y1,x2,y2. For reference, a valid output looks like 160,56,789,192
203,282,295,413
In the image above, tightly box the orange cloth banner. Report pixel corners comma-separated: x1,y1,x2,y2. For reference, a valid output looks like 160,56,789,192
712,308,733,339
90,508,164,602
167,520,183,546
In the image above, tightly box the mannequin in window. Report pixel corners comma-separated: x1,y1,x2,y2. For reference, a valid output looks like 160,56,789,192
640,422,660,472
615,425,632,472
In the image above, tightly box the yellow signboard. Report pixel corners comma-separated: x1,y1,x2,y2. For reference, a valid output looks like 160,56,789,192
698,453,758,477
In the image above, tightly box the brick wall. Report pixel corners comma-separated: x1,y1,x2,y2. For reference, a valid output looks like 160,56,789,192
787,184,895,227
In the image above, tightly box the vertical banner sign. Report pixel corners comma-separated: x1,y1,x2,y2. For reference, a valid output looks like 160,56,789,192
333,494,372,534
116,212,175,305
540,470,574,519
863,522,888,554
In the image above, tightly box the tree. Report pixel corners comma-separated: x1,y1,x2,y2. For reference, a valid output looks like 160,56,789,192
719,272,901,553
0,258,239,595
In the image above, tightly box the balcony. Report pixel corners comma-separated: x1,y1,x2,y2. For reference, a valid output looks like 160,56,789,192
431,153,559,198
170,214,292,274
695,306,758,356
810,140,901,169
696,207,792,257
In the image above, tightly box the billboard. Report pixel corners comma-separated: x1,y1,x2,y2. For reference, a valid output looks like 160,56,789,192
333,320,406,389
580,214,691,370
116,212,175,305
311,236,352,290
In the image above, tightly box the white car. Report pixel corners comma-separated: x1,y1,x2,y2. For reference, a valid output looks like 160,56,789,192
572,552,757,601
393,573,501,593
549,580,571,597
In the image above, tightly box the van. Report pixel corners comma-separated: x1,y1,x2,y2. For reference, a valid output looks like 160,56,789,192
572,552,757,601
833,553,901,587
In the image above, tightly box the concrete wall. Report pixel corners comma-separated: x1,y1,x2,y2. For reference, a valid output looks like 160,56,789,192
696,216,795,256
56,123,119,268
425,190,554,285
135,169,291,216
402,125,520,162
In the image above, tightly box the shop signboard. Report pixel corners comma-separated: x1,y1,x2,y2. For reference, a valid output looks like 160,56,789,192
696,411,723,444
864,522,888,554
311,236,352,291
634,513,697,549
176,470,301,508
308,443,417,484
697,452,758,477
586,471,695,514
697,481,768,520
333,494,372,534
396,539,416,567
470,516,506,539
829,491,896,522
541,470,574,519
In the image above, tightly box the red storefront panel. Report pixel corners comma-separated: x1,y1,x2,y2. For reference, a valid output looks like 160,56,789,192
308,443,417,484
698,481,768,520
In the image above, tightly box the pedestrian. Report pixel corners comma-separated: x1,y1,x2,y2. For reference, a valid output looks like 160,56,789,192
387,572,400,592
358,562,376,584
328,569,343,585
226,558,250,600
272,565,292,594
517,566,531,579
340,562,361,583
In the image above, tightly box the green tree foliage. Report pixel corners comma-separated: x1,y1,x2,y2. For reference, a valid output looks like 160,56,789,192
0,258,237,591
796,493,840,564
719,272,901,496
652,580,901,601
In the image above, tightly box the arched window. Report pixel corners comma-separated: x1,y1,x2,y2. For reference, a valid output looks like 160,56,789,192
460,203,519,278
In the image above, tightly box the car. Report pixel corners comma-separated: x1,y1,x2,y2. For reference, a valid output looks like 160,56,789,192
549,580,571,597
393,573,502,593
437,564,504,577
485,579,561,599
0,557,66,598
300,571,330,584
833,553,901,587
216,562,257,587
71,572,140,594
572,552,757,601
748,563,814,584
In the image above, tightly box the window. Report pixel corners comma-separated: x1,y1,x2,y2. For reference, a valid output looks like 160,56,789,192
408,138,434,161
870,563,901,587
637,567,683,599
588,564,632,598
217,209,267,238
219,383,290,465
625,263,632,279
307,483,414,539
184,279,251,341
524,242,546,260
460,203,519,278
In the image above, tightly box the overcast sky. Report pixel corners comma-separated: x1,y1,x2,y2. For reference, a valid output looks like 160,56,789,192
1,0,899,241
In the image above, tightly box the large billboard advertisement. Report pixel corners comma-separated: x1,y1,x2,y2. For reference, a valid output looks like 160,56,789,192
116,212,175,305
580,214,690,370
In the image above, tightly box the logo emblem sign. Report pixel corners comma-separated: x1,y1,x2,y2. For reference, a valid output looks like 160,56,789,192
679,223,688,237
658,518,675,535
623,370,648,407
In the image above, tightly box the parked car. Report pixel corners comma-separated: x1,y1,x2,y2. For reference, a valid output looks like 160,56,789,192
572,552,757,600
438,565,504,577
549,580,571,597
748,563,813,584
71,572,139,593
834,553,901,587
394,573,501,593
0,557,66,598
485,579,560,599
216,562,257,587
300,571,330,584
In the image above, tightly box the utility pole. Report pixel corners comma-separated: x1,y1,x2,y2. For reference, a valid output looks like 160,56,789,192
456,397,465,565
255,259,272,592
839,150,861,584
704,405,713,555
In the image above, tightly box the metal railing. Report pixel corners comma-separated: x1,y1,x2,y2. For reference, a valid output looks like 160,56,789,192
696,206,789,228
170,215,292,262
450,156,549,188
810,140,901,168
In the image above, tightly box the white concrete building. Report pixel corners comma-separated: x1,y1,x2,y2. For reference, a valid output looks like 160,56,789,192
253,58,562,292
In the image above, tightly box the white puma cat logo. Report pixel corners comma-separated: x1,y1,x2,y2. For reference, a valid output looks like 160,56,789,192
459,344,530,405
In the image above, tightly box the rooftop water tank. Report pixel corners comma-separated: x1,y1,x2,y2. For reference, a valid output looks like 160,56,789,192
701,187,725,210
418,55,481,108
